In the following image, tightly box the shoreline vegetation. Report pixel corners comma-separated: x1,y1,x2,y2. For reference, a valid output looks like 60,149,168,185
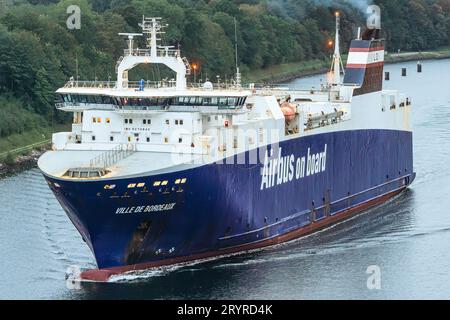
0,124,68,178
1,50,449,178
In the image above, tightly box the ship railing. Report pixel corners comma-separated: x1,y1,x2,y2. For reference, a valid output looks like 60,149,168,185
89,144,136,169
123,48,181,58
127,80,177,89
186,82,330,93
62,79,345,93
305,110,345,131
62,80,178,90
63,80,117,89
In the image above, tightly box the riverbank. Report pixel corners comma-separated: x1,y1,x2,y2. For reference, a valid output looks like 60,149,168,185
244,46,450,84
0,124,68,178
0,147,48,179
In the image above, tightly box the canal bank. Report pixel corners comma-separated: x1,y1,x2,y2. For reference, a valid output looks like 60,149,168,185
0,124,69,178
0,144,49,179
244,47,450,83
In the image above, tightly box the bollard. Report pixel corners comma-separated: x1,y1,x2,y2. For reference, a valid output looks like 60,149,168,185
385,72,390,81
402,68,407,77
417,62,422,73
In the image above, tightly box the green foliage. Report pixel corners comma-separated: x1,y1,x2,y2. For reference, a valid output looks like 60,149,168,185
375,0,450,52
4,152,16,166
0,95,44,137
0,0,448,141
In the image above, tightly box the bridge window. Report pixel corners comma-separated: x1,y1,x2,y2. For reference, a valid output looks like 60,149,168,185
113,97,122,106
188,97,199,105
203,97,218,106
227,97,237,106
159,98,169,106
128,98,138,106
102,96,112,104
218,98,228,107
113,96,245,108
94,95,103,104
65,94,118,105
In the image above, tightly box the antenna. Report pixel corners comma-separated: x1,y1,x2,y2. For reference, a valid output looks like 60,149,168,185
118,33,143,55
234,17,241,88
75,52,79,84
139,16,168,57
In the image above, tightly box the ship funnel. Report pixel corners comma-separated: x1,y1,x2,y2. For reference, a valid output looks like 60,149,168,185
343,9,384,96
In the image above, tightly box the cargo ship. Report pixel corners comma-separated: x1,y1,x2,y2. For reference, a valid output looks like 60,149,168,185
38,14,414,281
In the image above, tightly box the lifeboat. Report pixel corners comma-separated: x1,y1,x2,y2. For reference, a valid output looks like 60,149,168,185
280,99,297,122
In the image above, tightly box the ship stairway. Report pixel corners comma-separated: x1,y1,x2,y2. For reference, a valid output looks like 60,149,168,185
89,143,136,169
182,57,192,75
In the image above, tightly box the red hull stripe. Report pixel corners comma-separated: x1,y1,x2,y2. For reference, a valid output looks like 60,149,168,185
346,62,385,69
349,46,385,53
80,187,407,282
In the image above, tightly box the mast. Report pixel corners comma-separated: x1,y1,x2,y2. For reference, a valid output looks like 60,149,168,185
234,17,241,88
116,16,188,90
329,11,344,86
75,52,79,85
140,16,168,58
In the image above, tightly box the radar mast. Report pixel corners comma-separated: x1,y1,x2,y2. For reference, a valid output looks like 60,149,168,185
116,16,189,90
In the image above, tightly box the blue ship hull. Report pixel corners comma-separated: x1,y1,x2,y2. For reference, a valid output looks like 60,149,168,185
43,129,414,281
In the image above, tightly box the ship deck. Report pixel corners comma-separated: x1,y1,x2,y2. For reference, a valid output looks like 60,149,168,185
38,150,203,180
